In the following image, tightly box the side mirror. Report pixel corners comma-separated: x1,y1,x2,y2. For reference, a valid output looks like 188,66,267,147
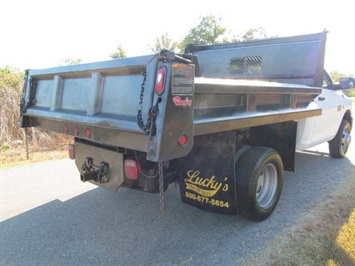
339,77,354,90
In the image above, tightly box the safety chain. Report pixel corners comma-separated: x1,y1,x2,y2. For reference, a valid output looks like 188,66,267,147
159,161,164,218
137,72,147,131
19,97,25,117
20,79,36,116
19,72,28,116
24,127,29,160
28,79,36,107
137,72,159,135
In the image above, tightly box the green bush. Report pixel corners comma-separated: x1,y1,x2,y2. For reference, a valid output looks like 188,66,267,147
344,88,355,98
1,144,10,151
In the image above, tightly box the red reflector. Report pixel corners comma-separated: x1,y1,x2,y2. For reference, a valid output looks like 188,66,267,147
63,125,69,134
155,67,166,95
178,133,188,147
68,145,75,160
85,128,91,138
124,159,139,180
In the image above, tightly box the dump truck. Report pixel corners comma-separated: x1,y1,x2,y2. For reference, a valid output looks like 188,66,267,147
19,31,353,221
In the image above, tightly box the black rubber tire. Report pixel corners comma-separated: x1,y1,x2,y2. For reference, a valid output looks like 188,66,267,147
329,119,351,158
234,144,252,164
235,146,283,222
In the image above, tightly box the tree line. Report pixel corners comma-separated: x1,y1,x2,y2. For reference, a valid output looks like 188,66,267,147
111,14,273,58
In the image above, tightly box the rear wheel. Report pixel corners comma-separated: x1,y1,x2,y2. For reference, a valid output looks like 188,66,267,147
235,147,283,221
329,119,351,158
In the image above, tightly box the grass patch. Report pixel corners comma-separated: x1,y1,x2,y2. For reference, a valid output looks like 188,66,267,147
336,209,355,261
0,142,70,170
244,175,355,266
0,149,68,170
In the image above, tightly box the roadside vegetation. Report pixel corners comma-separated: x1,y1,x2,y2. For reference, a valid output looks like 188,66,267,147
330,70,355,98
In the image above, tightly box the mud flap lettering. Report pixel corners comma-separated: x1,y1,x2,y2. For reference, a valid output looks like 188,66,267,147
178,132,238,214
182,168,235,212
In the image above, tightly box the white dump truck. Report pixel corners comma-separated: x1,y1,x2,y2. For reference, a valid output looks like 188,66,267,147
19,31,353,221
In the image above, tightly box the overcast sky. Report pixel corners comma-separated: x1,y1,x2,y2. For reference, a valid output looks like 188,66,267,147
1,0,354,74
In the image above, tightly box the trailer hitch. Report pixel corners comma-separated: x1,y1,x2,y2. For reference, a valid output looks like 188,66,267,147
80,157,110,183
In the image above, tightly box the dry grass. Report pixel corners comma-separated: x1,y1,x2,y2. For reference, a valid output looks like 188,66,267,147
0,68,70,149
0,75,24,144
1,68,22,141
336,210,355,262
0,135,73,170
244,175,355,266
0,67,73,169
0,148,68,170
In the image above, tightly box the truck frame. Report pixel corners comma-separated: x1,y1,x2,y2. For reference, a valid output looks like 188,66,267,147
19,31,353,221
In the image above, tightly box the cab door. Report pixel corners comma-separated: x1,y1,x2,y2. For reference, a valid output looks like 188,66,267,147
310,74,347,144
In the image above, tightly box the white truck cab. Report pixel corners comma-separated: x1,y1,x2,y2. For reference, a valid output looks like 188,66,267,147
297,73,353,157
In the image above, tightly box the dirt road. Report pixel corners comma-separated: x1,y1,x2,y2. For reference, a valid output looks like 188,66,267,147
1,143,354,265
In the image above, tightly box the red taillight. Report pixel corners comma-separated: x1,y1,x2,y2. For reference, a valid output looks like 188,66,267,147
155,67,166,95
178,133,188,147
68,145,75,160
124,159,139,180
63,125,69,134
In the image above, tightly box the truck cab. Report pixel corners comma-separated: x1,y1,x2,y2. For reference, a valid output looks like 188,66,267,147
296,71,353,154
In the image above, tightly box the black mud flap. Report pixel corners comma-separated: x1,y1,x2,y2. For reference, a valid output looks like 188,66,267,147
178,132,238,214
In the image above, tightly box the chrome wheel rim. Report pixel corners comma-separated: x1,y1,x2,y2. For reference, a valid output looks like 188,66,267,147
256,163,278,209
342,124,351,154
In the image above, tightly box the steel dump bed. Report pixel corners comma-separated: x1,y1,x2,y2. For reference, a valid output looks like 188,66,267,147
193,78,320,135
20,32,325,162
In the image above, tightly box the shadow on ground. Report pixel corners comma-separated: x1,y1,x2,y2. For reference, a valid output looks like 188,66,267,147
1,149,354,266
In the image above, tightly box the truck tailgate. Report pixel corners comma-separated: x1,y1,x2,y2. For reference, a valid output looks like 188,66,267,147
20,55,159,151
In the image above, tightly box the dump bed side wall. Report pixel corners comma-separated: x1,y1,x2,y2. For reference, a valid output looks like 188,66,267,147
186,32,326,87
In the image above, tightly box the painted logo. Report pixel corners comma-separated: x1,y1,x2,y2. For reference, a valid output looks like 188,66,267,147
173,96,192,107
184,170,229,197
